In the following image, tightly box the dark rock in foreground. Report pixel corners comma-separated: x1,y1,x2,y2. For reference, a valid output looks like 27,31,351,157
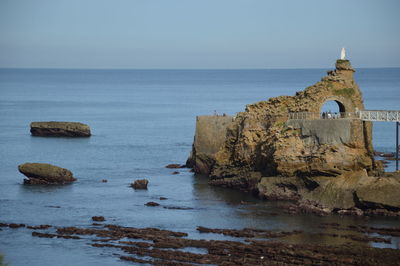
4,220,400,265
130,179,148,189
30,121,91,137
18,163,77,185
23,222,400,265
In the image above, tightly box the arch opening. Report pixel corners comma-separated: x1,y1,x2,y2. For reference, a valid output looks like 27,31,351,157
320,100,346,119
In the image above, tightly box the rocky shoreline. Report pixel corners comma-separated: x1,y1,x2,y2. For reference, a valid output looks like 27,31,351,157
1,220,400,265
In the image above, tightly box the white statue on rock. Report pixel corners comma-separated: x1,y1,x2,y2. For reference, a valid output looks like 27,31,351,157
340,47,346,60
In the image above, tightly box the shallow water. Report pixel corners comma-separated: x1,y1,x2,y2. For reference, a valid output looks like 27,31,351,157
0,68,399,265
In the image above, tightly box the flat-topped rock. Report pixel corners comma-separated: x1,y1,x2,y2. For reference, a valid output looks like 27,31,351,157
30,121,91,137
18,163,77,185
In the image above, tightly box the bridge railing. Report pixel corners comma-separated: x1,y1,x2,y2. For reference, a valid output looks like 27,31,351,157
288,112,357,120
358,110,400,122
288,110,400,122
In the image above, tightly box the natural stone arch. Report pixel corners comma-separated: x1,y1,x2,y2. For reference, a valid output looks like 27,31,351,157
320,100,345,114
319,96,355,115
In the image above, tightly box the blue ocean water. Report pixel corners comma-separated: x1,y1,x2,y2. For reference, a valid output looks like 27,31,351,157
0,68,399,265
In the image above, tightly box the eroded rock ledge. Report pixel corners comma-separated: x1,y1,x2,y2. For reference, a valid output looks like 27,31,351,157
187,59,399,215
30,121,91,137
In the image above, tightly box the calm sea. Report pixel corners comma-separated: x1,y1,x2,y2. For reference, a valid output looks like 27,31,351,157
0,68,399,265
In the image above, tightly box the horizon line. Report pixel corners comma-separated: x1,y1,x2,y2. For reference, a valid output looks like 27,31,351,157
1,66,400,71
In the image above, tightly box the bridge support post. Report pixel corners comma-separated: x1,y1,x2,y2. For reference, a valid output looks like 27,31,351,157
397,122,399,171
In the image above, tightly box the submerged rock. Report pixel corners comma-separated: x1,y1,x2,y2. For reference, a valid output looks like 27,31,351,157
30,121,91,137
165,164,183,169
18,163,77,185
145,202,159,207
130,179,149,190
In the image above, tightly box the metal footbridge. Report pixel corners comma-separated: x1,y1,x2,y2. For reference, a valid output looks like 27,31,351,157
358,110,400,122
288,110,400,170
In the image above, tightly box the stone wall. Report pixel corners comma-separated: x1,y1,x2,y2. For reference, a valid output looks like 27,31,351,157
286,119,352,145
187,115,234,175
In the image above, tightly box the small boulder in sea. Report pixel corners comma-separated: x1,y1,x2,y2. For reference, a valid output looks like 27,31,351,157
30,121,91,137
92,216,105,222
18,163,77,185
145,202,159,207
130,179,149,190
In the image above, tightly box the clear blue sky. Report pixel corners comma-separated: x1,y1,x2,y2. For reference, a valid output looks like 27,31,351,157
0,0,399,69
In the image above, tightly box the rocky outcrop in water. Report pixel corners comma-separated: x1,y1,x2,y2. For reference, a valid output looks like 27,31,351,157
30,121,91,137
18,163,77,185
210,60,376,178
258,170,400,215
188,59,399,215
130,179,149,189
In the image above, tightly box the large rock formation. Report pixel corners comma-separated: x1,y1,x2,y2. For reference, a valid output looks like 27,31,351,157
18,163,77,185
30,122,91,137
188,59,399,215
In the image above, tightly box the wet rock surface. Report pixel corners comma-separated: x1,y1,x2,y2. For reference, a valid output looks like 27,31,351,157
163,206,193,210
197,226,302,238
130,179,148,189
165,164,184,169
3,220,399,265
18,163,77,185
26,224,52,230
0,223,26,228
30,121,91,137
145,201,160,207
92,216,105,222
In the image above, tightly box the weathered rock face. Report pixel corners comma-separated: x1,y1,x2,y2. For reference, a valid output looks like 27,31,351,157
18,163,77,185
210,59,376,178
30,122,91,137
